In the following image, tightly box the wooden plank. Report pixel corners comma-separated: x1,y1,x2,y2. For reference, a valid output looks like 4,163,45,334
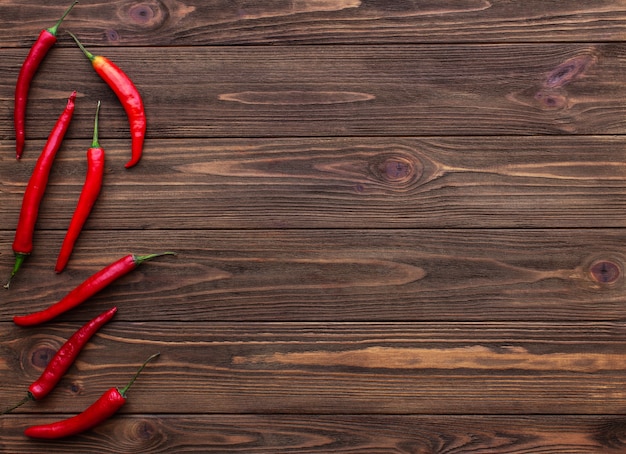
2,0,626,46
2,322,626,415
1,2,625,453
1,44,625,139
1,137,624,230
2,415,625,453
1,229,624,322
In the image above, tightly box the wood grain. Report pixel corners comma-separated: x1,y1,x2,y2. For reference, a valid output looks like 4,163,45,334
2,322,626,416
1,136,624,230
1,1,625,452
2,0,626,46
0,44,625,140
2,415,626,453
1,229,625,322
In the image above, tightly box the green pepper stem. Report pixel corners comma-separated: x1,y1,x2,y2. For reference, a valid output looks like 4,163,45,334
47,1,78,36
134,252,177,266
4,253,28,289
91,101,101,148
119,353,160,397
67,31,95,62
1,393,34,415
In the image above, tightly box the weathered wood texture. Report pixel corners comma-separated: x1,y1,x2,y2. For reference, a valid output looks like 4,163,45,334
1,45,625,139
1,0,625,452
1,137,625,229
1,229,625,322
2,415,626,453
2,0,626,46
2,322,626,415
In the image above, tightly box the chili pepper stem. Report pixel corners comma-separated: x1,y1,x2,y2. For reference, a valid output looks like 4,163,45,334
134,252,176,266
67,31,95,62
2,393,33,415
47,2,79,36
92,101,101,148
4,253,28,289
119,353,160,397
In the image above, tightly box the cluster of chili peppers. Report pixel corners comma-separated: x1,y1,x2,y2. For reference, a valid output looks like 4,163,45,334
2,305,160,439
4,3,171,440
8,1,150,286
14,2,145,165
4,251,171,438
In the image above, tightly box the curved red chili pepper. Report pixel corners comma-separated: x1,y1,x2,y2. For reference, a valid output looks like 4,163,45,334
68,32,146,169
55,101,105,273
2,307,117,414
13,252,175,326
14,1,78,159
24,352,159,439
5,91,77,289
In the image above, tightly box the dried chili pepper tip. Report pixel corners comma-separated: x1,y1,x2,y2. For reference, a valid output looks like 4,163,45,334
23,352,160,439
14,1,78,159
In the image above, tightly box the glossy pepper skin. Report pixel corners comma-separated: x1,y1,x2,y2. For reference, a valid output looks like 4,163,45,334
14,2,78,159
2,307,117,414
24,353,160,439
5,91,77,289
55,101,105,273
13,252,175,326
68,32,146,168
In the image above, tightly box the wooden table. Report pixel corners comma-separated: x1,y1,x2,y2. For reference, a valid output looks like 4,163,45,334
1,1,626,452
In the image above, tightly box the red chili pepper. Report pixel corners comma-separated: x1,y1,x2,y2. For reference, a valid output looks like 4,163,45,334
68,32,146,169
13,252,175,326
55,101,105,273
5,91,77,289
24,352,159,439
14,2,78,159
2,307,117,415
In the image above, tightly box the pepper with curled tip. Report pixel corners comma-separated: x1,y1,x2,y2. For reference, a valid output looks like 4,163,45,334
68,31,146,169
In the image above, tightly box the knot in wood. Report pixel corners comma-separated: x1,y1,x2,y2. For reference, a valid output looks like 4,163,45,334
589,260,621,285
30,345,56,368
134,420,158,440
126,0,169,29
69,381,84,396
534,89,568,111
545,53,597,89
105,29,121,43
372,153,422,187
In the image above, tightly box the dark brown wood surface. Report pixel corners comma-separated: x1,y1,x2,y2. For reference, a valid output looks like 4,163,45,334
1,1,625,452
